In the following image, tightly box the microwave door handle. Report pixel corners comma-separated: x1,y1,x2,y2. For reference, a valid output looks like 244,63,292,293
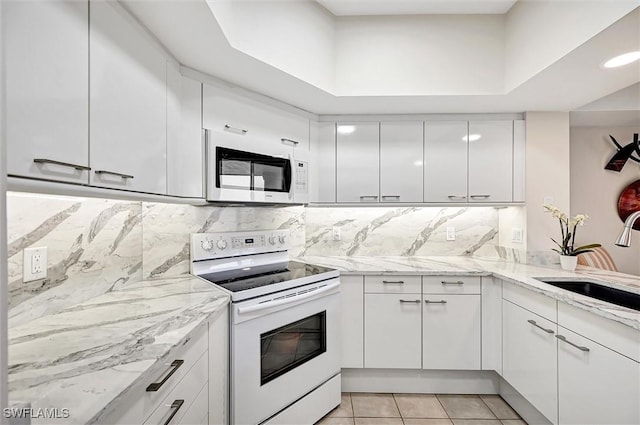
237,281,340,315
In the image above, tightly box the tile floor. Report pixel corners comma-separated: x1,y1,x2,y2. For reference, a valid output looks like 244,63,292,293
316,393,528,425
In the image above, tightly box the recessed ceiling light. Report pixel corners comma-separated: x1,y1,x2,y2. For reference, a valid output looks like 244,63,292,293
337,125,355,135
603,51,640,68
463,134,482,142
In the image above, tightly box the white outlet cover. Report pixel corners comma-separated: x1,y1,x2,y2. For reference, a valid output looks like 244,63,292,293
511,228,523,244
446,226,456,241
332,227,341,241
23,246,47,283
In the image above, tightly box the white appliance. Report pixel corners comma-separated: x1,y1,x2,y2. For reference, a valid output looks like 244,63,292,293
205,130,309,204
191,230,341,425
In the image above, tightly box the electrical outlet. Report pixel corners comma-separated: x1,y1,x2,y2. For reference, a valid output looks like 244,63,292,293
512,228,523,244
446,226,456,241
23,246,47,282
332,227,341,241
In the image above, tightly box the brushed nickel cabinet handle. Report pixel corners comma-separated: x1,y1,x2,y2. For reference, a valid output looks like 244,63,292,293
224,124,248,135
382,195,400,199
441,281,464,285
95,170,134,179
162,400,184,425
146,360,184,391
281,138,300,145
527,319,555,334
34,158,91,171
556,335,590,352
470,194,491,199
425,300,447,304
448,195,467,200
382,280,405,284
399,299,420,304
359,195,379,200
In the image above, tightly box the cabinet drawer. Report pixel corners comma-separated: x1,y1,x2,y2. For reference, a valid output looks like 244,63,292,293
144,351,209,425
178,381,209,425
503,281,557,323
422,276,481,294
558,302,640,363
141,324,208,418
365,275,421,294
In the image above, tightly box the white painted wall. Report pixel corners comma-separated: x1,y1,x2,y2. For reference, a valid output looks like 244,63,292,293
525,112,571,262
335,14,504,96
208,0,336,92
570,125,640,275
504,0,638,91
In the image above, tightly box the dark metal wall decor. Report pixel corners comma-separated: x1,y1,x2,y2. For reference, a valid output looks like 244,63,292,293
618,179,640,230
605,133,640,172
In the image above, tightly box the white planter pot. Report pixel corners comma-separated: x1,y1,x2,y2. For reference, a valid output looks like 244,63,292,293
560,255,578,271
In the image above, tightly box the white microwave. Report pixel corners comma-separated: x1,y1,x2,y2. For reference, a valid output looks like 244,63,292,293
205,130,308,204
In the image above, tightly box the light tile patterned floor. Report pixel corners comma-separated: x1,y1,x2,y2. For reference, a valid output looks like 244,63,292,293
315,393,527,425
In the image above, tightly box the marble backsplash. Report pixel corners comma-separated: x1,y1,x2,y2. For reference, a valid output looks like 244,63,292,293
303,206,500,258
6,192,304,327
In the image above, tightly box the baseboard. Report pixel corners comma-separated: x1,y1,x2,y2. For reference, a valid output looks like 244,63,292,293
499,378,553,425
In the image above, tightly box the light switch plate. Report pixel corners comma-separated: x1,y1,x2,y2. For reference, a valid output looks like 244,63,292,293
512,228,523,244
23,246,47,282
446,227,456,241
332,227,341,241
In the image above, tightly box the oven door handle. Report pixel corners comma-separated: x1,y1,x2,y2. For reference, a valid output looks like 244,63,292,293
237,281,340,315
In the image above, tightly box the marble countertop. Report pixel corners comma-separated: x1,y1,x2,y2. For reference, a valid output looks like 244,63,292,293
301,256,640,330
8,275,229,425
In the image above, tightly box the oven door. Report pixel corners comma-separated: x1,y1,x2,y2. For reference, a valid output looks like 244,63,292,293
230,279,341,425
206,131,294,203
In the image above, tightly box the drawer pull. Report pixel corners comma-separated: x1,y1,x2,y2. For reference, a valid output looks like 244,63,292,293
33,158,91,171
224,124,248,135
399,299,420,304
382,280,404,284
95,170,134,179
470,194,491,199
162,400,184,425
359,195,379,200
281,138,300,145
441,281,464,285
527,319,554,334
382,195,401,199
556,335,590,352
447,195,467,200
146,360,184,391
425,300,447,304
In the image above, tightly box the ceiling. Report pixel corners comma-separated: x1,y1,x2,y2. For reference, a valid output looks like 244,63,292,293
316,0,519,16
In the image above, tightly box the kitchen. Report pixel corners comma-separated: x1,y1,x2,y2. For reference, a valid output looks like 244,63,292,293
1,1,639,425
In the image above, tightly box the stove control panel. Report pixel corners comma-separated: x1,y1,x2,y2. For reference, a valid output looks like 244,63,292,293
191,229,290,261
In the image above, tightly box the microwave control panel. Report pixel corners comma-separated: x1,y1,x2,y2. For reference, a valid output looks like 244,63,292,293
294,160,308,193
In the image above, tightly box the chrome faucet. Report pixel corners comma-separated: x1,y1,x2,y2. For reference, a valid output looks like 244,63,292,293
615,210,640,247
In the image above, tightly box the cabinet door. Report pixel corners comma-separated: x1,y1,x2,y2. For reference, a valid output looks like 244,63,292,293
365,294,422,369
424,121,468,202
5,0,90,184
423,295,480,370
481,277,502,374
502,300,557,424
336,123,380,202
380,122,424,203
89,1,167,194
468,121,513,203
341,276,364,368
167,65,204,198
310,122,336,203
513,120,526,202
557,327,640,425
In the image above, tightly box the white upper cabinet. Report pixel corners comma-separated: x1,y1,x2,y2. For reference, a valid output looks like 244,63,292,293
513,119,526,202
468,121,513,203
167,64,204,198
89,0,167,194
424,121,468,202
336,123,380,203
203,84,309,156
5,0,90,184
380,122,424,203
310,122,336,203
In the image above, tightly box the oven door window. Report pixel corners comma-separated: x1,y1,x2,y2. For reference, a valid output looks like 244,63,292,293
260,311,326,386
217,147,291,193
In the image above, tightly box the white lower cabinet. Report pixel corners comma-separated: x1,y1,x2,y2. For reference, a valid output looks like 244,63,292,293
364,293,422,369
341,275,364,368
502,300,558,424
422,294,480,370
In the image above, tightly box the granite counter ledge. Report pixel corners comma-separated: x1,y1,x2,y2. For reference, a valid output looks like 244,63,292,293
7,275,229,425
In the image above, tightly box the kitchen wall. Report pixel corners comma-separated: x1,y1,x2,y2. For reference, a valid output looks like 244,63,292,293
6,192,304,327
570,125,640,275
304,206,501,258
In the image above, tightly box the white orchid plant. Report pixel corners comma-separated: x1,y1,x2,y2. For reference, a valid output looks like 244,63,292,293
544,205,601,256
